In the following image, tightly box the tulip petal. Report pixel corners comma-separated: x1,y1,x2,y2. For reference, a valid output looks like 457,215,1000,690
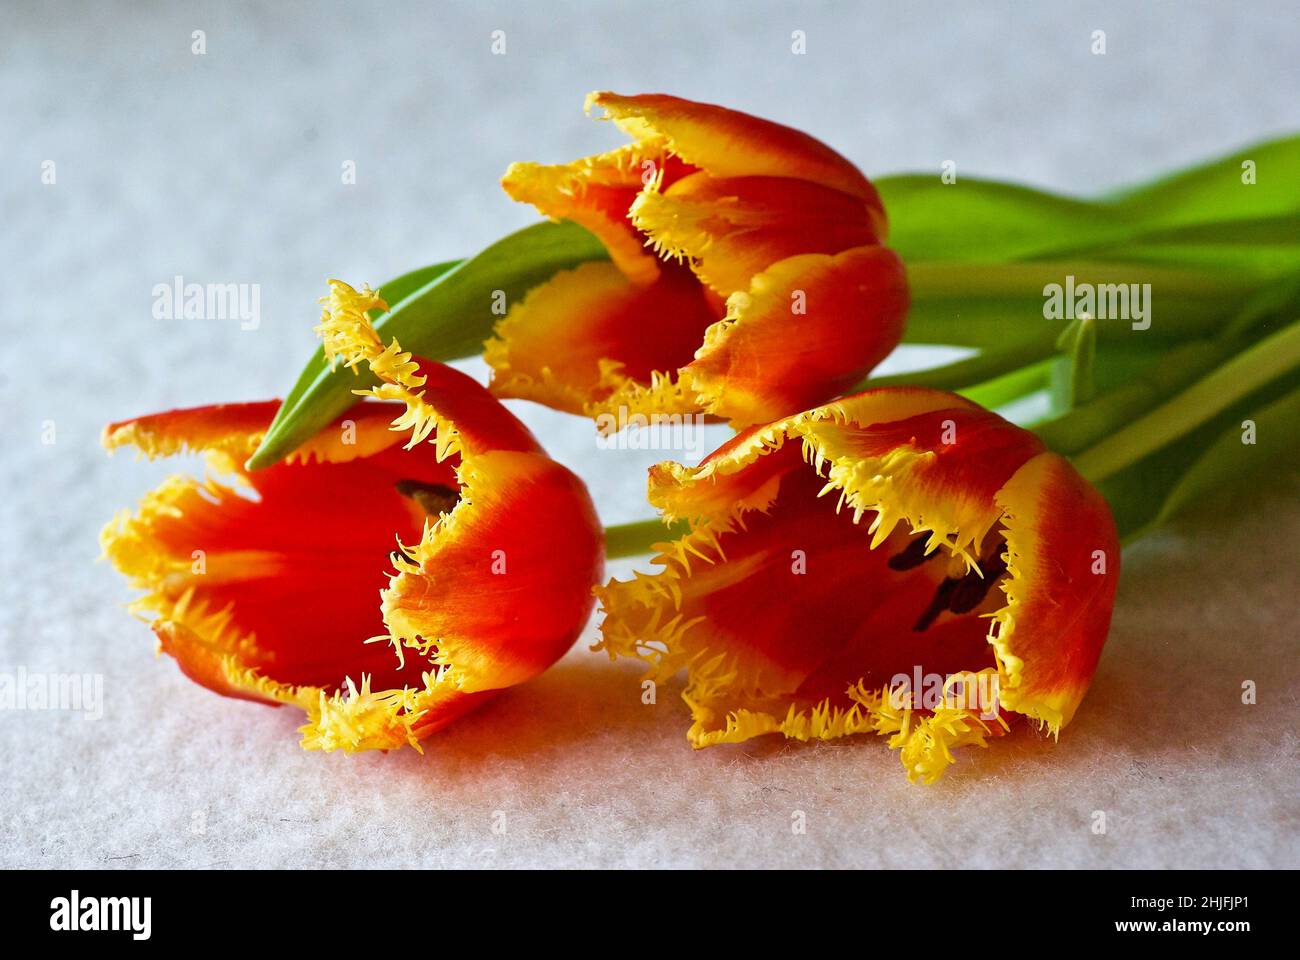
598,388,1110,782
683,247,909,426
990,452,1120,731
316,279,544,457
587,91,886,220
502,142,697,287
102,400,452,705
104,289,603,752
384,449,604,694
102,400,282,468
631,173,884,297
484,259,720,420
494,93,904,429
104,399,413,470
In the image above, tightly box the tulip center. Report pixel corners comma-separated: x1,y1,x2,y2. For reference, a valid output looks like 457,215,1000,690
890,535,1009,633
149,448,467,695
395,479,461,518
643,445,1009,717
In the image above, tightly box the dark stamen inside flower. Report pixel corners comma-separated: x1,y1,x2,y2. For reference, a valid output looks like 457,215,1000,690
395,479,460,517
912,540,1008,632
948,550,1008,614
887,535,934,571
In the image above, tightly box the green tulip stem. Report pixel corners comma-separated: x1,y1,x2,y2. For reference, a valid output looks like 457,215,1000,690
1069,318,1300,483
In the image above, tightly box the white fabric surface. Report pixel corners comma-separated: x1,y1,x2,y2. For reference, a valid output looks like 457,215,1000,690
3,0,1298,868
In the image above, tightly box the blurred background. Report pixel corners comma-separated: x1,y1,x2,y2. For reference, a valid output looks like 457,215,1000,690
3,1,1297,868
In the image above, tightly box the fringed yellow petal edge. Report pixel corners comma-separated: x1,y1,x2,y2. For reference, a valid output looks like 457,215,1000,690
313,280,527,692
501,139,666,287
98,468,444,752
596,395,1034,783
316,279,462,461
100,432,462,754
103,282,535,754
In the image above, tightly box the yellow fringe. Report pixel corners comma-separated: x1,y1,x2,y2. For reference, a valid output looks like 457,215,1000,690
596,399,1026,783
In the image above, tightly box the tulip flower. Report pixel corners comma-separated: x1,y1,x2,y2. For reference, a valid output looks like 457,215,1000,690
101,281,603,752
247,127,1300,477
596,387,1119,783
485,92,909,429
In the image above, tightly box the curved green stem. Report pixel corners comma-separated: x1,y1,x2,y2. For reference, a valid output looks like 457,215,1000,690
1071,318,1300,483
1032,338,1231,454
604,518,688,559
247,221,608,471
854,333,1058,394
962,359,1055,410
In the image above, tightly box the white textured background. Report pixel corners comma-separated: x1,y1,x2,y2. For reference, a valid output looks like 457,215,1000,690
3,0,1298,869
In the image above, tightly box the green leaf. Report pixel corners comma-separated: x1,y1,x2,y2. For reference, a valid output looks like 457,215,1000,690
1071,317,1300,483
269,259,464,437
1095,369,1300,542
856,334,1057,393
604,518,692,559
1033,338,1232,455
959,359,1053,410
1221,271,1300,338
1073,240,1300,277
876,134,1300,266
1103,135,1300,226
1145,382,1300,534
875,175,1124,263
247,220,609,470
903,259,1258,346
1086,340,1171,395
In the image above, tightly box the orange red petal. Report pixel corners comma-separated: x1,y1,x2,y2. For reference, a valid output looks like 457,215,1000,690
631,172,884,297
490,91,906,430
104,327,604,752
684,247,909,427
992,452,1120,731
484,259,719,418
588,91,886,223
597,388,1118,782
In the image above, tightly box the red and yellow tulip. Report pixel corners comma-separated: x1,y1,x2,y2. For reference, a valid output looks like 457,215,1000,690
596,387,1119,782
99,94,1291,789
101,281,603,751
486,92,909,428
